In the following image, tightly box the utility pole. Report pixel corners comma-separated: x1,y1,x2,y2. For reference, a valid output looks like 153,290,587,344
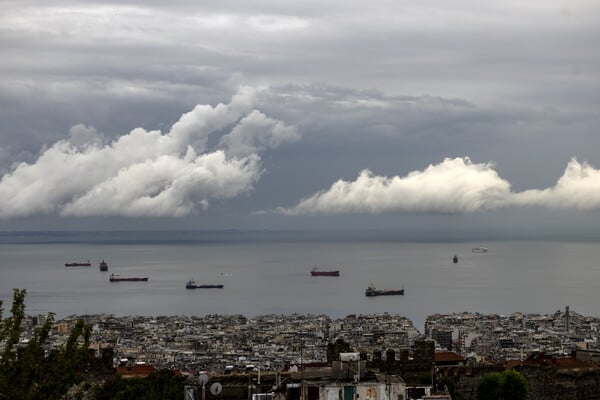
248,374,252,400
198,373,208,400
299,331,305,400
386,372,390,400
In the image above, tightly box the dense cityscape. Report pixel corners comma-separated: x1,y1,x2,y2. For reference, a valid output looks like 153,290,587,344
7,307,600,399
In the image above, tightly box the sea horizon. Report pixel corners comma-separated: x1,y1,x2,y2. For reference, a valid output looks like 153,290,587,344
2,231,599,331
1,228,599,245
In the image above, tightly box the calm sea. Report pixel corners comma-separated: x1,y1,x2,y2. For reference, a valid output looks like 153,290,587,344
1,231,599,331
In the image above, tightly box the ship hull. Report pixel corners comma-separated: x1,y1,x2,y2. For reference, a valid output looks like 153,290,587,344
310,271,339,276
186,284,224,289
365,289,404,297
109,274,148,282
365,285,404,296
110,278,148,282
65,262,91,267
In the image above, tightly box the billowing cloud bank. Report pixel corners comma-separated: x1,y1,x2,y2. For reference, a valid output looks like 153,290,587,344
513,159,600,211
277,158,600,215
0,87,299,218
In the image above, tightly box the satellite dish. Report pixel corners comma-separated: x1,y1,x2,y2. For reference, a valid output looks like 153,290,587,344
198,373,209,386
210,382,223,395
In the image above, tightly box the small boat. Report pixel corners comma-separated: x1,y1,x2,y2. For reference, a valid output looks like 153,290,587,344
109,273,148,282
453,254,458,264
365,283,404,297
65,260,91,267
310,266,340,276
99,260,108,271
186,280,224,289
472,247,488,253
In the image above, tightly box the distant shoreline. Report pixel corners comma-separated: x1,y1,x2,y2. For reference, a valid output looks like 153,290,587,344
1,228,599,244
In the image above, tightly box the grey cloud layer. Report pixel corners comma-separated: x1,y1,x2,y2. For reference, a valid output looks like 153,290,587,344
2,1,598,105
276,158,600,215
0,83,599,220
0,87,298,218
1,1,599,228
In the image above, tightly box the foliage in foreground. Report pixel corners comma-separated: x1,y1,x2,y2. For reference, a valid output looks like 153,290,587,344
0,289,185,400
0,289,93,399
438,375,466,400
94,369,185,400
476,369,528,400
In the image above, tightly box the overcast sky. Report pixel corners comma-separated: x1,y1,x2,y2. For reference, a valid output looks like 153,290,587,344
1,0,599,234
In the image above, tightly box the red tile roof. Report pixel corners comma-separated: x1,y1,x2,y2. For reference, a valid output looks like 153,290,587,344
434,351,465,364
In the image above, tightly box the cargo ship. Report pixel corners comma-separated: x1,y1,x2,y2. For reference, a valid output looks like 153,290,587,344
186,280,224,289
472,247,488,253
365,283,404,297
65,261,91,267
109,273,148,282
99,260,108,271
310,266,340,276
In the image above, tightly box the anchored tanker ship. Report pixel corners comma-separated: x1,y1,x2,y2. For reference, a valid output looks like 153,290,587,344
65,261,91,267
186,280,224,289
109,273,148,282
310,266,340,276
365,283,404,297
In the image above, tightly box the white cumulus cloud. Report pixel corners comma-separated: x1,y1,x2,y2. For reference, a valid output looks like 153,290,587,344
0,87,298,218
276,157,513,215
513,159,600,210
276,157,600,216
219,110,300,157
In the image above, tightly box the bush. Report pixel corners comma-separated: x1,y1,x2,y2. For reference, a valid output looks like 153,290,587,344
476,369,528,400
0,289,93,400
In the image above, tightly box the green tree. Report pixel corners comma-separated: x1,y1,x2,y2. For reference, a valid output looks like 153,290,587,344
0,288,93,400
95,369,185,400
476,369,528,400
502,369,528,400
476,371,503,400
